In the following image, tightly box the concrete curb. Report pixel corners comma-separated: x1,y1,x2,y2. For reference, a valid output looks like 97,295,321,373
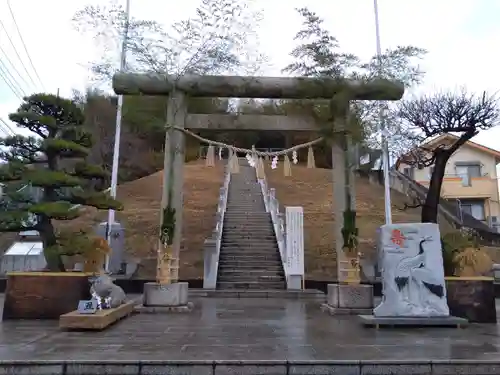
1,359,499,375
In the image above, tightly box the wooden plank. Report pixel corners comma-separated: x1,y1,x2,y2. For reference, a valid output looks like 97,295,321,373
59,301,135,331
113,73,404,100
186,113,317,131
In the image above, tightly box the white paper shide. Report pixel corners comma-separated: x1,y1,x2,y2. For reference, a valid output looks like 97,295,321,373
374,223,450,317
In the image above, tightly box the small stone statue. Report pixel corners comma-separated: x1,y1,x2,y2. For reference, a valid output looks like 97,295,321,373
90,274,127,308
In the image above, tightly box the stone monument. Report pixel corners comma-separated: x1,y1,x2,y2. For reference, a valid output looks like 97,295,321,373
360,223,468,327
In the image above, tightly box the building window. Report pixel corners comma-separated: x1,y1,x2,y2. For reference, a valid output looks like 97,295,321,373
403,167,414,179
455,162,482,186
459,199,486,221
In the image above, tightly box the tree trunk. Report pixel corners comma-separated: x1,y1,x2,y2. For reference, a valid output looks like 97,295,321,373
39,218,65,272
421,152,449,223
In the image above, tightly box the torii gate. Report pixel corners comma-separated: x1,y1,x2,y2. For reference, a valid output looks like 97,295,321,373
112,73,404,307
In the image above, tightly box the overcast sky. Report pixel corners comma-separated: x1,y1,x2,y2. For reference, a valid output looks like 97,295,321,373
0,0,499,149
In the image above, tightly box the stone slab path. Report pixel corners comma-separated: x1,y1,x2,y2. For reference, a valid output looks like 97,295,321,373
0,296,500,361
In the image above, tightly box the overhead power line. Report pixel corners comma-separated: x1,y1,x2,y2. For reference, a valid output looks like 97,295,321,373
0,17,38,90
0,57,26,97
0,117,15,136
0,60,24,100
6,0,45,91
0,43,32,91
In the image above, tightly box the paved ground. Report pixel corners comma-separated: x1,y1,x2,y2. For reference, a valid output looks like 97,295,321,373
1,296,500,361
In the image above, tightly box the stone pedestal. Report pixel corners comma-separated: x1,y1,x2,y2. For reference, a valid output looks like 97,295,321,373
493,264,500,281
321,283,374,315
3,272,90,320
287,275,302,290
136,282,193,313
446,277,496,323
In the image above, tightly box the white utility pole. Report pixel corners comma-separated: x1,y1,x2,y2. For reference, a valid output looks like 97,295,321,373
106,0,131,269
373,0,392,225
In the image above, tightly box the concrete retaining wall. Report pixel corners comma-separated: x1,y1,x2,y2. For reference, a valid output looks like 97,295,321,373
1,360,500,375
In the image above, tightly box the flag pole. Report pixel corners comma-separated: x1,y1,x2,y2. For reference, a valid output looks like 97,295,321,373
106,0,131,271
373,0,392,225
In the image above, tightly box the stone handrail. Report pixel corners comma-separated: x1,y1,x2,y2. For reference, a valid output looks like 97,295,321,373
257,176,288,281
203,163,231,289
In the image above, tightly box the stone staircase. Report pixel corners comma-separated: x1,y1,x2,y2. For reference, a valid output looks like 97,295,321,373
217,161,286,290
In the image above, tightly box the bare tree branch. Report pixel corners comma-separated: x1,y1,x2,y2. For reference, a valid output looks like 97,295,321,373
397,89,500,223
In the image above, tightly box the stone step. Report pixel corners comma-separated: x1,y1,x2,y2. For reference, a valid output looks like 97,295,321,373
224,210,269,212
217,269,284,276
224,224,272,228
223,226,271,229
227,194,261,197
224,209,268,212
226,200,264,203
230,189,260,192
225,210,266,213
220,247,278,253
217,281,286,290
221,242,278,247
228,191,261,194
218,255,281,261
222,231,274,236
228,195,261,197
217,264,283,271
223,234,276,240
228,192,260,194
228,192,261,195
223,224,273,229
221,243,278,247
220,248,280,253
223,222,273,226
220,245,278,251
224,219,270,222
219,256,279,261
226,201,263,203
222,227,274,231
225,209,267,212
225,206,265,210
222,235,275,239
224,218,270,222
229,190,260,192
220,253,279,258
217,275,285,282
224,212,267,216
218,260,282,267
221,241,278,245
222,232,275,237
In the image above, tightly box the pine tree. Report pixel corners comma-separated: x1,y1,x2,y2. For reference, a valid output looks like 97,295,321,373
0,93,123,271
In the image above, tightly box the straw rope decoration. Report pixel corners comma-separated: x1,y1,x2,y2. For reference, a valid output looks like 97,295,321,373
172,125,323,176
